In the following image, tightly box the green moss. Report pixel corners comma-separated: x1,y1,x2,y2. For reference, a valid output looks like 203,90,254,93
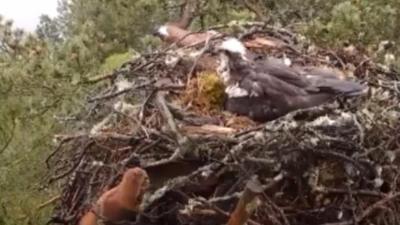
197,71,226,109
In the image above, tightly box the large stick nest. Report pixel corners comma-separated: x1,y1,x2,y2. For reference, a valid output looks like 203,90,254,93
47,22,400,225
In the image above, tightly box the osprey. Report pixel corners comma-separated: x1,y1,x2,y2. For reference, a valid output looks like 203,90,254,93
153,24,219,47
215,38,367,122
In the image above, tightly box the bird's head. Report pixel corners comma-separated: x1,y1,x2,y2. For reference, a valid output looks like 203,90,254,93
152,25,169,39
215,37,250,61
214,38,251,83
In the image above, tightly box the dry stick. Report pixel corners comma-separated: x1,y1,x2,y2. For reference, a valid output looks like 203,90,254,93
227,177,264,225
88,80,155,103
139,89,156,123
193,195,262,225
96,53,159,81
234,124,265,138
86,73,115,84
46,134,86,168
352,114,365,146
186,33,213,88
85,50,165,85
264,195,290,225
356,193,400,222
327,50,346,69
49,141,94,183
314,186,386,198
259,174,289,225
306,147,368,176
36,195,62,211
145,92,191,168
112,106,151,139
321,192,400,225
156,91,182,140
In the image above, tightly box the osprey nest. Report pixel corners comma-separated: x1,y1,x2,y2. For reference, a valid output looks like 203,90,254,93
47,22,400,225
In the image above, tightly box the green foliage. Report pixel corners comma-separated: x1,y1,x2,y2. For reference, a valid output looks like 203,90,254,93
0,1,169,223
300,0,400,67
36,15,62,43
0,17,86,225
183,0,257,30
232,0,400,67
305,1,395,45
58,0,168,53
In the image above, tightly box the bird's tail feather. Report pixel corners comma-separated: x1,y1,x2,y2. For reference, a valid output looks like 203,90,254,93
308,76,368,96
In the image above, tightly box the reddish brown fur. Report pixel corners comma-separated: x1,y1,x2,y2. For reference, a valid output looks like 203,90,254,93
78,167,149,225
78,212,97,225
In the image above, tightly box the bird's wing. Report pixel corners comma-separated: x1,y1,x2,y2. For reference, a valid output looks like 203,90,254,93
254,58,312,89
306,76,367,96
299,66,344,80
239,70,310,99
238,71,335,113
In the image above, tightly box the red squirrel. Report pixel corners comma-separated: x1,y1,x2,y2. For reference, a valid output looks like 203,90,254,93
78,167,150,225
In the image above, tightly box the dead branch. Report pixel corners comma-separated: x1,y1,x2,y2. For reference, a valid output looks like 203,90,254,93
85,73,114,84
186,32,213,87
156,91,182,140
37,195,62,211
322,193,400,225
46,133,87,168
313,187,387,198
88,80,155,103
49,141,94,184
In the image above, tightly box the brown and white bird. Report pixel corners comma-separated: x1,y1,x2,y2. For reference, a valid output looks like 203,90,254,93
215,38,367,122
79,167,150,225
153,23,219,47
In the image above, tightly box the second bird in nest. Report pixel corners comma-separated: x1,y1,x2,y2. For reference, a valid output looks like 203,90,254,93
214,38,367,122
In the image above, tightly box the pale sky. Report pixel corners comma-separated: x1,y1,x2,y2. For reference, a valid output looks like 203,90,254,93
0,0,58,31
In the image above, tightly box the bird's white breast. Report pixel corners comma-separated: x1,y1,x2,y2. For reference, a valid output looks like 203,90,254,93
158,25,169,37
225,83,249,98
